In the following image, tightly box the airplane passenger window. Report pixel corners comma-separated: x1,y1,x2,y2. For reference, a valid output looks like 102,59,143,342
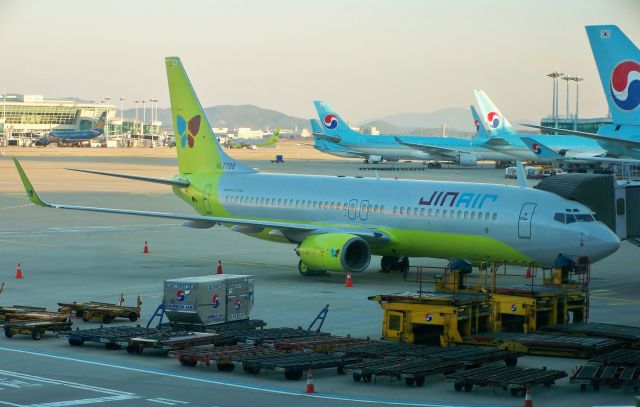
278,198,282,206
428,209,433,216
464,211,469,219
330,202,335,209
374,204,379,212
450,211,454,218
485,212,490,221
492,213,497,221
477,211,482,220
296,200,300,207
400,207,405,214
435,209,440,217
554,213,565,223
261,198,265,205
393,206,397,214
471,212,476,220
324,201,329,209
457,211,462,219
442,210,447,217
271,198,276,205
380,205,384,213
420,208,425,216
414,208,419,215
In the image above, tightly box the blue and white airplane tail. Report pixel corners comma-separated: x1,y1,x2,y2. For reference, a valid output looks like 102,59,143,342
474,89,517,136
313,101,361,139
586,25,640,126
470,105,490,139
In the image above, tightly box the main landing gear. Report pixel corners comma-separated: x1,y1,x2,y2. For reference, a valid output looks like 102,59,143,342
380,256,410,274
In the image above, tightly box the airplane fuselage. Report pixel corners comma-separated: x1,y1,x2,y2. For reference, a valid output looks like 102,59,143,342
173,171,619,268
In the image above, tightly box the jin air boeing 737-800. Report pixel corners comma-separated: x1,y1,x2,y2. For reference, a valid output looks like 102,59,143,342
13,57,620,276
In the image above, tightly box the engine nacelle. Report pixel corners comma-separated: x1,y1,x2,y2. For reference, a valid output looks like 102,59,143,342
298,233,371,273
368,155,383,163
456,153,477,166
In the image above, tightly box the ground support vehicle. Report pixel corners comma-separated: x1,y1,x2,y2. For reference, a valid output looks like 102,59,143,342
3,319,72,340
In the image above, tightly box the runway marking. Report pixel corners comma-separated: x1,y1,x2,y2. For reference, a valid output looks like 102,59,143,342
0,346,509,407
591,295,640,304
147,398,189,405
0,204,32,210
24,394,138,407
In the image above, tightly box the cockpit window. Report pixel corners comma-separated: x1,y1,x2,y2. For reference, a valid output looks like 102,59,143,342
554,213,565,223
576,214,596,222
566,214,576,224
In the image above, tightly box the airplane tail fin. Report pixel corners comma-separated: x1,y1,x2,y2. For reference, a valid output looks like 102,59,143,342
586,25,640,125
470,105,489,138
165,57,255,175
474,89,516,136
94,111,107,133
313,101,361,138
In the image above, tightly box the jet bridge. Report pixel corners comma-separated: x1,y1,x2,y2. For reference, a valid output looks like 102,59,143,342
534,174,640,241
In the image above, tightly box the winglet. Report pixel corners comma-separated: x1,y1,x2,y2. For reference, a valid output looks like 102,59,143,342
515,160,528,188
13,158,50,207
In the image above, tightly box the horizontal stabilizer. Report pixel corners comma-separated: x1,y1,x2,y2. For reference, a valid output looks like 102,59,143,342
521,124,640,148
66,168,190,187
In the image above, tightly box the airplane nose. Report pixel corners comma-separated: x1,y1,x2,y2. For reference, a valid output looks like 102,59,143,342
587,225,620,262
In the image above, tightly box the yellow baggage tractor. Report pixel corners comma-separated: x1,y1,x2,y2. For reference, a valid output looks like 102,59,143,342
368,292,490,347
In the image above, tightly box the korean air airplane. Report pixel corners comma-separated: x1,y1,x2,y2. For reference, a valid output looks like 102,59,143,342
310,119,366,159
474,90,609,161
35,111,107,147
13,57,619,277
525,25,640,161
313,101,518,166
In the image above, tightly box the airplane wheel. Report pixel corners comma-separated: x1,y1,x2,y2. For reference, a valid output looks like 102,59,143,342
435,163,442,169
380,256,398,273
399,257,410,275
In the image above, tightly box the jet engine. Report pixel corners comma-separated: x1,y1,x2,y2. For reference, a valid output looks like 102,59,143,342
367,155,383,163
298,233,371,273
456,153,477,166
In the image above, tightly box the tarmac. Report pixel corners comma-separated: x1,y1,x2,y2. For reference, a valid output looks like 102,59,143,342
0,147,638,407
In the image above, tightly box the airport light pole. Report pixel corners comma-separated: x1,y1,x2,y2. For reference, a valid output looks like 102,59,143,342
547,70,563,133
561,75,571,119
142,100,146,136
571,76,584,130
134,100,140,136
119,97,126,137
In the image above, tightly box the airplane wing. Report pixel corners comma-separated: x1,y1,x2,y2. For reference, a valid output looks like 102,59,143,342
521,137,640,164
313,133,342,143
66,168,190,187
393,137,461,156
14,159,388,243
521,124,640,149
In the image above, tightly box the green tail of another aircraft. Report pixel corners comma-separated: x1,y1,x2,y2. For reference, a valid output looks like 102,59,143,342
165,57,255,175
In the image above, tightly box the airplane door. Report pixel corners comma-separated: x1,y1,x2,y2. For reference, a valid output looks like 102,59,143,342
359,200,369,221
348,199,358,220
202,184,212,215
518,202,537,239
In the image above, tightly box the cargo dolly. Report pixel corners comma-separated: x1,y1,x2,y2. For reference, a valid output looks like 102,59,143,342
466,332,622,358
237,352,361,380
588,349,640,367
542,322,640,346
1,306,69,322
229,327,328,345
58,294,142,324
445,365,567,396
345,357,461,387
3,319,72,340
571,364,640,392
59,326,158,349
125,331,233,354
169,344,286,372
266,335,366,353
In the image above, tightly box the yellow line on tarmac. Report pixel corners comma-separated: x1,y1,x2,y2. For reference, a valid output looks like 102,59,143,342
0,239,57,247
591,295,640,304
0,204,32,210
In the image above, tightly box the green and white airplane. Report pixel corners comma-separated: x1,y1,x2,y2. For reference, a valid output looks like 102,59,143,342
13,57,620,276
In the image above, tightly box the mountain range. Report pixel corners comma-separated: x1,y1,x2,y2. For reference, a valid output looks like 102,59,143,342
123,104,530,137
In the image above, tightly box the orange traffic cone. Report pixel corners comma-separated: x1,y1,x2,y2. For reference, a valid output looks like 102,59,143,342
525,267,533,279
15,263,23,279
523,384,533,407
143,241,149,254
345,271,353,288
305,368,316,394
216,260,223,275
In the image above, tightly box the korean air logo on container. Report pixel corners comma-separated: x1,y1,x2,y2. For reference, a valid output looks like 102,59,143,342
610,61,640,111
424,313,433,322
511,304,517,312
212,294,220,308
176,290,189,302
486,111,501,129
323,114,338,129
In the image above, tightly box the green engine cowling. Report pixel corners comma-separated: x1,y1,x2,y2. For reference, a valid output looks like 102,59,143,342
298,233,371,273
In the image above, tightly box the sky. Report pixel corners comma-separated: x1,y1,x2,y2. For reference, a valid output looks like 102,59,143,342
1,0,639,123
